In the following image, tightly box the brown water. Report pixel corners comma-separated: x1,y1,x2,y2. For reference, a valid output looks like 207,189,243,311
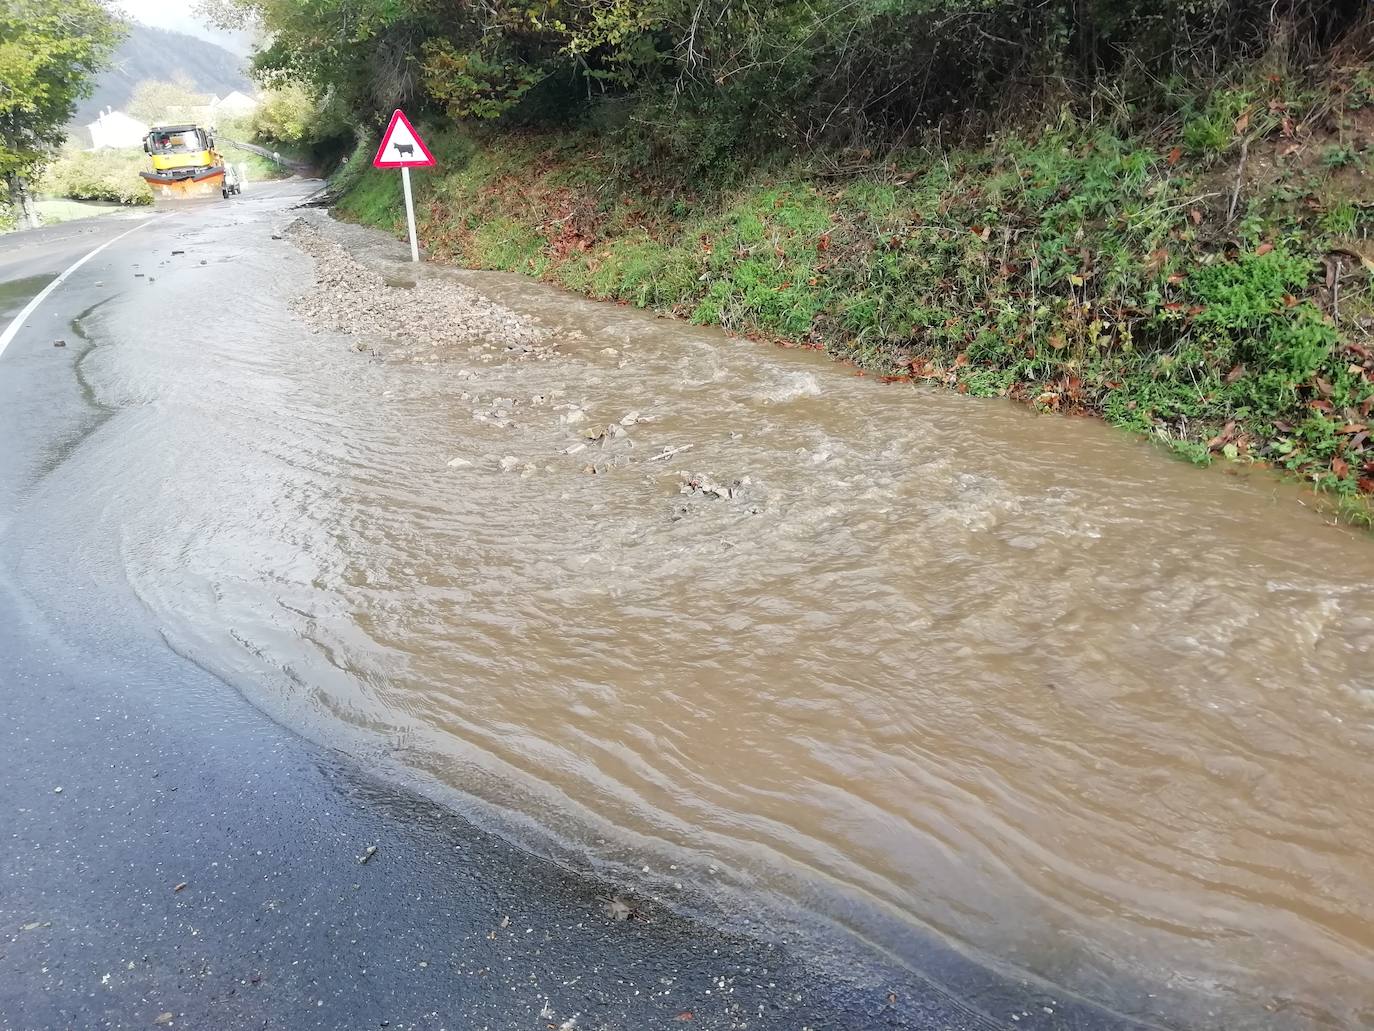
61,211,1374,1028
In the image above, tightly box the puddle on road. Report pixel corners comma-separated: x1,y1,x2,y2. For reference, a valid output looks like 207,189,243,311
0,274,55,323
39,211,1374,1029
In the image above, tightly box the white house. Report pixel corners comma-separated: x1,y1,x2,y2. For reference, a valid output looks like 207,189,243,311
87,108,149,150
212,91,259,119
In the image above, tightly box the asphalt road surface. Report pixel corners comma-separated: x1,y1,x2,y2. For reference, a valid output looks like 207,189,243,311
0,184,1141,1031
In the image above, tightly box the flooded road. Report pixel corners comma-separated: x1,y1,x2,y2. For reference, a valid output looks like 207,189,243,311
18,207,1374,1029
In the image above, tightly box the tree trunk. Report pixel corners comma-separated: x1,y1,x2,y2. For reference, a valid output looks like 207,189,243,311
5,171,39,230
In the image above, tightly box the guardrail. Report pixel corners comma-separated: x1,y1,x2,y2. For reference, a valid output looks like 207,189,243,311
219,138,314,175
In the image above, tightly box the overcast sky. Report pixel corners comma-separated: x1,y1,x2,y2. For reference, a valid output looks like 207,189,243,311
112,0,255,55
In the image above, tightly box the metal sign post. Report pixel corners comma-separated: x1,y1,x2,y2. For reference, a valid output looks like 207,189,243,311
372,110,437,264
401,166,419,263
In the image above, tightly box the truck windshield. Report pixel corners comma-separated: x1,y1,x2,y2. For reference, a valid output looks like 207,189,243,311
151,130,204,154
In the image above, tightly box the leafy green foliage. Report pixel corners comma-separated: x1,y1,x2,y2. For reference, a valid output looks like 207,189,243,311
250,84,318,144
227,0,1366,157
38,146,152,204
127,76,210,124
0,0,122,217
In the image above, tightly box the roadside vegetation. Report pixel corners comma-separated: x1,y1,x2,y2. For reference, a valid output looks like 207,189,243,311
226,0,1373,521
0,0,121,229
39,147,152,205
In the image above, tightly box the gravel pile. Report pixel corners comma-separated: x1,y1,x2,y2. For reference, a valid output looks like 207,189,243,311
283,218,554,359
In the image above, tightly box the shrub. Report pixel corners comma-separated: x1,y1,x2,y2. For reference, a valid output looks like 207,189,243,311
38,148,152,205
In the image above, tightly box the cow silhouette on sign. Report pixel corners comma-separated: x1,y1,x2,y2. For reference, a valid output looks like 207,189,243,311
393,142,414,158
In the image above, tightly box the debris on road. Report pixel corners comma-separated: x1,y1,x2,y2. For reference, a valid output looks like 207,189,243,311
283,217,553,362
602,896,642,922
648,444,694,462
679,474,746,500
172,882,187,893
358,844,378,864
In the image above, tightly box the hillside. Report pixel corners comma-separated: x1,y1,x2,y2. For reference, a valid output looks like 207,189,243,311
73,23,251,126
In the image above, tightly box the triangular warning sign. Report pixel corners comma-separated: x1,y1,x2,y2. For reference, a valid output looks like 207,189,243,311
373,110,436,169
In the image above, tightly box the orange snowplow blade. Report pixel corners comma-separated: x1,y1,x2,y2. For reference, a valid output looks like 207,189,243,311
141,168,226,202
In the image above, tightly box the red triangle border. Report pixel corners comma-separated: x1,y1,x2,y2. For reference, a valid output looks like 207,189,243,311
372,109,436,168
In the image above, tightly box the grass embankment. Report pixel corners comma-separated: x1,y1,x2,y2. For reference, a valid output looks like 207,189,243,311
337,66,1374,524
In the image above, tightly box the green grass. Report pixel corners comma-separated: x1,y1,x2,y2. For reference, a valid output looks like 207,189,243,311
225,150,293,182
334,76,1374,526
31,198,123,224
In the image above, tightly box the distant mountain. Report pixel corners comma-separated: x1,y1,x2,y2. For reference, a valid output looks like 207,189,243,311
73,24,252,126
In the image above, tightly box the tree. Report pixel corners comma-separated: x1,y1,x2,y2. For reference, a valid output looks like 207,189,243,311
250,84,314,143
0,0,121,229
127,75,211,124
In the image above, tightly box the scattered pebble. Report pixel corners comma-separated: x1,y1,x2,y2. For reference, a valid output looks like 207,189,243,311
282,218,552,361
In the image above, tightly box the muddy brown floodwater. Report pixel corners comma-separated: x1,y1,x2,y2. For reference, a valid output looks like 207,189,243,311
57,211,1374,1029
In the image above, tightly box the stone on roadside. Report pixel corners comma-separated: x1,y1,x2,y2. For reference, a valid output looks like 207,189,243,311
499,456,521,472
446,457,473,468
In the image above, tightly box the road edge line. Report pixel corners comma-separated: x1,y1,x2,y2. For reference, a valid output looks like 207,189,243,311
0,215,167,360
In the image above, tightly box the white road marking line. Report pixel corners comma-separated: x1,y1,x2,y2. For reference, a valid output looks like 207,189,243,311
0,215,168,359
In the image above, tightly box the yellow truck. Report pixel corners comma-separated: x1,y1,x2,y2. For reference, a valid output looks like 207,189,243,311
140,124,240,201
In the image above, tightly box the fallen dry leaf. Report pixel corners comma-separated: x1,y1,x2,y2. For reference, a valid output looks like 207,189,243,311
154,1014,175,1026
1255,242,1274,256
1225,364,1246,384
1166,146,1182,166
1333,456,1350,479
675,1012,695,1022
172,883,187,893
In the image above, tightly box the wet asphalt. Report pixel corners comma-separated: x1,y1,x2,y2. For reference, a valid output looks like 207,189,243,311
0,184,1144,1031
